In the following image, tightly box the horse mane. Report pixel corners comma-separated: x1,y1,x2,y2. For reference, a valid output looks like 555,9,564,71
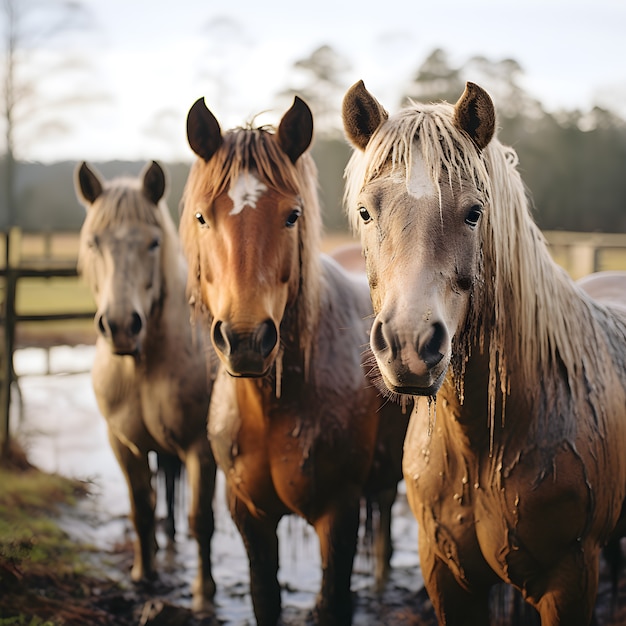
345,100,626,441
78,176,185,302
180,124,323,367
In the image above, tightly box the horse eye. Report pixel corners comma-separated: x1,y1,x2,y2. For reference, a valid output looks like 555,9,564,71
195,212,207,226
88,235,100,250
148,237,160,251
358,207,372,223
464,205,483,229
285,208,301,228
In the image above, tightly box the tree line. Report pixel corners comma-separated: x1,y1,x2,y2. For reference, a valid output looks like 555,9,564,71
1,0,625,234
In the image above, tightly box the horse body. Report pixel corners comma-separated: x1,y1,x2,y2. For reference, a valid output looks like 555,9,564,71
75,162,217,611
342,81,626,624
181,97,409,624
328,242,367,274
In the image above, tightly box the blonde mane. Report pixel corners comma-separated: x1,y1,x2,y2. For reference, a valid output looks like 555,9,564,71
78,176,184,303
345,101,626,439
180,125,323,364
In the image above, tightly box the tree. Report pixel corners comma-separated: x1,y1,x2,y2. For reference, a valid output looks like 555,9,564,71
195,16,251,126
463,56,541,117
401,48,464,107
1,0,104,226
0,0,103,459
398,47,626,235
276,44,351,138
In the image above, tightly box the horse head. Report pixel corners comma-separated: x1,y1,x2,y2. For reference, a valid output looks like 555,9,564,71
342,81,495,396
183,96,315,377
75,161,168,356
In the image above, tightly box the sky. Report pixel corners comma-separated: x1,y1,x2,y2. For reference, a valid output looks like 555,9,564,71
20,0,626,163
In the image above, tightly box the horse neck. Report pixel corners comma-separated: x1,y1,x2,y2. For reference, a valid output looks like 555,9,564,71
276,286,320,388
458,211,626,452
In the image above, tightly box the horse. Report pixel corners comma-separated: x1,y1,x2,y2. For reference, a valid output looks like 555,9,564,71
328,242,367,274
180,95,410,625
74,161,218,612
342,80,626,625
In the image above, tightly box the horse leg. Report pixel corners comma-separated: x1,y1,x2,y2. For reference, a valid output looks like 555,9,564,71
532,551,599,626
230,492,281,625
157,451,181,544
372,486,396,592
185,442,217,611
426,560,491,625
418,529,490,626
107,430,157,582
313,496,361,625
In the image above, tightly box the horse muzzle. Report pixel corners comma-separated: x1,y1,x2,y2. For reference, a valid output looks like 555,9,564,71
212,319,279,377
370,316,450,396
96,310,144,356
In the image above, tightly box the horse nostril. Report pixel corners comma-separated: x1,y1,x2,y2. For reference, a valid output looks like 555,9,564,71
419,321,446,367
130,312,142,336
256,320,278,359
212,320,232,356
96,313,107,337
99,317,118,339
371,318,397,359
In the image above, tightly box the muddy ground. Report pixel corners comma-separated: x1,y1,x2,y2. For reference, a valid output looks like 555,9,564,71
7,345,626,625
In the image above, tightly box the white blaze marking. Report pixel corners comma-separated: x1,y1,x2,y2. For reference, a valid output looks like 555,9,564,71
407,152,436,199
228,173,268,215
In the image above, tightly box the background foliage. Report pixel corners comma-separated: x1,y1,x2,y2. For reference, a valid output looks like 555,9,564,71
1,37,625,234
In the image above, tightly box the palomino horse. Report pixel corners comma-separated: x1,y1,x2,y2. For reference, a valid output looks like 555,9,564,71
75,161,218,611
342,80,626,625
180,96,409,625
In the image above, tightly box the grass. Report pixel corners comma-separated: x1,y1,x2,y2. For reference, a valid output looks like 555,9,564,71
0,446,117,626
0,467,86,572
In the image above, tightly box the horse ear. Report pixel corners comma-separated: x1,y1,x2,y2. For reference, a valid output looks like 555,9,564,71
75,162,103,206
142,161,166,205
453,82,495,151
277,96,313,164
342,80,388,151
187,97,223,162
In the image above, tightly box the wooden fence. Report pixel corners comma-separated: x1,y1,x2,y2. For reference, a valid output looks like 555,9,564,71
2,228,626,460
0,229,95,458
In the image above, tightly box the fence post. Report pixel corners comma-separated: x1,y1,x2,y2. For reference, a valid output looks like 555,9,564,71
0,228,18,460
567,243,597,280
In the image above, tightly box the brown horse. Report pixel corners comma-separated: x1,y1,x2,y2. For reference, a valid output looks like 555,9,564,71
180,96,409,625
342,80,626,625
75,161,217,611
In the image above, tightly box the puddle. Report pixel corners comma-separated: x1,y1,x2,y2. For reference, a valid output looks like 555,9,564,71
12,345,427,625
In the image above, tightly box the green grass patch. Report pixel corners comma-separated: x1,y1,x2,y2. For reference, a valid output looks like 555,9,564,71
0,467,88,577
0,459,118,625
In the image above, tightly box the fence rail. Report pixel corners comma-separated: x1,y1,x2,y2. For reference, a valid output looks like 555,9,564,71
0,230,96,457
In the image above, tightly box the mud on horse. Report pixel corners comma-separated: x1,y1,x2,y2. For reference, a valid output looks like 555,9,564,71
342,80,626,625
180,96,410,624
